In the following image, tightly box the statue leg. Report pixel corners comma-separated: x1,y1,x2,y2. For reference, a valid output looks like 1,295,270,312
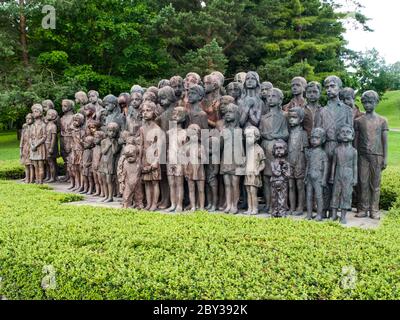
149,181,159,211
289,178,296,215
166,176,176,212
245,185,252,214
197,180,205,210
356,154,370,218
188,180,196,211
296,178,305,215
370,155,383,219
144,182,151,210
263,175,271,213
176,176,184,212
223,175,232,213
306,182,313,220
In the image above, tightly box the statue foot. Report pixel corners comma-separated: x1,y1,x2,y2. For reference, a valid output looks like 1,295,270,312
224,206,231,213
315,215,323,222
67,185,75,190
230,207,239,215
208,206,216,212
251,210,259,216
190,207,196,212
165,206,176,212
205,204,212,210
149,205,158,211
340,217,347,224
305,214,313,220
355,212,368,218
370,212,381,220
104,198,113,203
158,203,169,210
293,211,304,217
175,206,183,212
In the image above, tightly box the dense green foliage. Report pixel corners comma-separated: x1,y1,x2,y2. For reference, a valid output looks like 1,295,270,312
0,0,372,128
1,180,400,300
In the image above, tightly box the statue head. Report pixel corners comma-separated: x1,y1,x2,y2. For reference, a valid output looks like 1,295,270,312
83,135,95,149
87,120,101,135
337,125,355,143
25,113,34,125
103,95,118,114
130,92,143,109
306,81,322,103
172,106,188,125
226,82,243,100
288,107,305,127
158,79,170,89
361,90,379,113
339,87,356,108
158,86,177,108
267,88,284,108
130,84,144,96
46,109,58,123
184,72,201,90
143,91,157,104
62,99,75,113
146,86,159,100
186,123,202,141
118,93,131,109
291,77,307,96
324,76,342,100
124,144,140,163
204,74,220,94
169,75,184,98
273,139,288,158
234,72,247,84
211,71,225,88
93,130,106,145
75,91,88,105
188,84,205,104
31,104,43,119
42,100,55,113
224,103,240,124
244,71,261,90
141,101,158,121
72,113,85,128
88,90,100,104
310,127,326,147
83,103,96,118
106,122,120,139
260,82,273,100
220,95,235,116
244,125,261,142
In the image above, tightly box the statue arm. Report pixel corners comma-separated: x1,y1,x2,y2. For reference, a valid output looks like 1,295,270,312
353,149,358,186
322,154,328,187
382,129,388,170
329,151,337,184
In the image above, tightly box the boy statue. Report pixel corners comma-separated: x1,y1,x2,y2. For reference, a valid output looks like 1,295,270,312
354,90,388,220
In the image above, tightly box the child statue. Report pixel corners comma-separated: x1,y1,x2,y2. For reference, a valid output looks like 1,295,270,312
104,94,125,130
270,140,291,218
127,92,143,137
183,124,207,211
354,90,388,220
169,76,184,101
99,122,121,202
339,87,364,121
244,126,266,215
139,101,166,211
202,74,221,129
92,130,106,197
69,113,85,191
29,104,47,184
303,81,322,138
260,81,273,116
329,125,358,224
260,88,289,213
60,99,75,182
283,76,307,112
86,90,104,121
20,113,34,183
187,84,209,129
80,135,95,194
45,109,59,183
119,144,142,209
118,93,131,117
75,91,89,113
287,107,309,216
205,135,220,212
226,82,243,109
239,71,263,128
166,107,188,212
305,128,329,221
220,103,245,214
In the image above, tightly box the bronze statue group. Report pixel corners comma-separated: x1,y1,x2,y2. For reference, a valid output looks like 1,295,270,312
20,71,388,224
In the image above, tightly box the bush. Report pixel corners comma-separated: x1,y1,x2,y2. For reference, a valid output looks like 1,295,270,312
1,180,400,300
0,159,65,180
380,167,400,210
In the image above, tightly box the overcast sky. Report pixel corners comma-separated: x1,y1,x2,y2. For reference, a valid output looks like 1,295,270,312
339,0,399,64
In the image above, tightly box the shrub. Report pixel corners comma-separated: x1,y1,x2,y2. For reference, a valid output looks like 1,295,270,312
380,167,400,210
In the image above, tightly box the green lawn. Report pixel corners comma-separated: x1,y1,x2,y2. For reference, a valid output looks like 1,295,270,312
0,131,20,161
0,179,400,300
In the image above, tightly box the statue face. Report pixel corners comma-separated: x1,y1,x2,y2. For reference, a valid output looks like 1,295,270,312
26,116,34,125
184,75,199,90
245,129,256,144
306,87,321,103
224,109,236,122
310,134,322,148
107,126,118,138
338,126,354,142
89,93,98,104
245,74,257,89
260,84,271,99
32,109,42,119
172,108,185,123
126,153,138,163
204,76,217,94
159,92,171,107
142,105,155,120
88,124,97,135
170,82,183,98
291,80,305,96
341,95,354,108
274,143,286,157
267,91,281,108
361,95,377,113
131,94,142,108
105,101,116,113
188,88,201,104
73,118,82,128
325,80,340,99
46,112,57,122
62,102,71,113
227,85,241,99
288,112,301,127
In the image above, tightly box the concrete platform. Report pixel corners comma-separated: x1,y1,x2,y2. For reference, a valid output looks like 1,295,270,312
42,181,383,230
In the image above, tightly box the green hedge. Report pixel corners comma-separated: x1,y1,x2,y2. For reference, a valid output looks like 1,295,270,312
1,180,400,300
0,159,65,180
